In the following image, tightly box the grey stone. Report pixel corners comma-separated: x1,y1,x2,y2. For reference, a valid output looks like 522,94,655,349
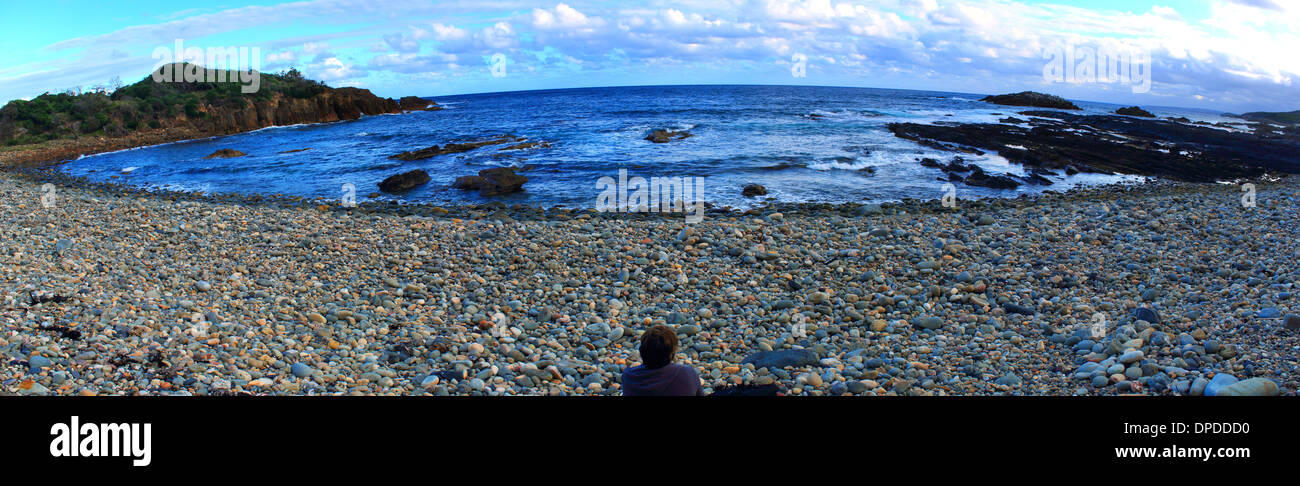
913,316,945,329
1132,307,1160,324
1214,378,1280,396
1204,374,1239,396
742,349,819,370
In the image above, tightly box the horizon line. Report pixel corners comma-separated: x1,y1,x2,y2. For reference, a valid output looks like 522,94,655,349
407,82,1241,115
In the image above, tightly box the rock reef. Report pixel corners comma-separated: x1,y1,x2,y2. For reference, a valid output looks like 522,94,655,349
979,91,1080,110
889,110,1300,182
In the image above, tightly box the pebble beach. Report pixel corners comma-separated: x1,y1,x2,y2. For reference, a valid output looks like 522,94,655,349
2,169,1297,396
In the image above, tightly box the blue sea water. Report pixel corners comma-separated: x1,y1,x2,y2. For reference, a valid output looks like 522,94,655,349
61,84,1217,208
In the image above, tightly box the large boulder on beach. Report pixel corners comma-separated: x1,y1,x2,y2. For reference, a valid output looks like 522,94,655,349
203,148,246,159
1213,378,1280,396
1115,106,1155,117
1203,374,1240,396
645,129,692,143
979,91,1080,110
378,169,431,193
742,349,819,370
452,167,528,196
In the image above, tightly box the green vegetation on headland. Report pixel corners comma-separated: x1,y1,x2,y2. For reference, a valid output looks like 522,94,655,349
1234,110,1300,125
0,65,326,146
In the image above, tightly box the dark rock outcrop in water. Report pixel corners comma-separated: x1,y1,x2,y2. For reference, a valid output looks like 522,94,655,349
398,96,442,112
917,156,1036,189
742,184,767,197
1115,106,1155,117
203,149,246,159
452,167,528,196
963,166,1021,189
645,129,692,143
499,140,551,151
979,91,1080,110
389,136,522,161
888,110,1300,182
378,169,431,193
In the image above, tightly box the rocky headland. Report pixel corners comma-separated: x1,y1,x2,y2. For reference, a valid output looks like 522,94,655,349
0,64,436,169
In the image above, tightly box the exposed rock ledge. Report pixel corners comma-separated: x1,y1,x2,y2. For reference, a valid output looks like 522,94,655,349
889,110,1300,182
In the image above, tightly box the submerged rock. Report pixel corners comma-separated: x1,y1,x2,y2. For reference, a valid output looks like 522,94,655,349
499,141,551,151
389,136,521,161
203,148,246,159
645,129,692,143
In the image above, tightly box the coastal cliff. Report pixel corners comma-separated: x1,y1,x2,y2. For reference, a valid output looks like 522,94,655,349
0,64,424,168
196,87,400,136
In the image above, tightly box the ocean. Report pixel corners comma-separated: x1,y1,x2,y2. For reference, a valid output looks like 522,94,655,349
60,84,1228,208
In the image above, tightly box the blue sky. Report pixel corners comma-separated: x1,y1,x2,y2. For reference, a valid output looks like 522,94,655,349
1,0,1296,112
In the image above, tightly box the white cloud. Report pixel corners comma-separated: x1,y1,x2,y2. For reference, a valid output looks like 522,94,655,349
531,3,602,30
311,56,363,81
383,33,420,53
302,42,331,55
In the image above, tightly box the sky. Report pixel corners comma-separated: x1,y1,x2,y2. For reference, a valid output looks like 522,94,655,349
0,0,1296,113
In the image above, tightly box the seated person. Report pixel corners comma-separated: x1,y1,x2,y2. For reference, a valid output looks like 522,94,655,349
620,325,703,396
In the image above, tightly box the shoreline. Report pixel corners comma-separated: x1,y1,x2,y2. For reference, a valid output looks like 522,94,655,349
2,158,1245,220
2,168,1295,396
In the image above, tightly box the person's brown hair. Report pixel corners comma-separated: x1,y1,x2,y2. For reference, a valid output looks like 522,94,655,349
639,325,679,369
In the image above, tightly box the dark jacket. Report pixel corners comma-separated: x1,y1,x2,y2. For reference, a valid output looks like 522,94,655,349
621,363,704,396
